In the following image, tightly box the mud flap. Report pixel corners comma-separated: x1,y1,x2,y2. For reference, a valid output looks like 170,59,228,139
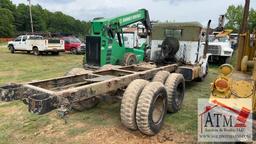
28,94,57,114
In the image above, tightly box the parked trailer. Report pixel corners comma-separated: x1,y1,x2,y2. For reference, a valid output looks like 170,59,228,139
0,64,186,135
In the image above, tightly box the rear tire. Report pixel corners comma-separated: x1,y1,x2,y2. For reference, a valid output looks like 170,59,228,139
120,79,149,130
33,47,39,56
165,73,185,113
152,71,170,83
136,82,167,136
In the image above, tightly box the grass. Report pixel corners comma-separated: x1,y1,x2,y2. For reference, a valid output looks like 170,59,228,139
0,45,83,84
0,44,220,143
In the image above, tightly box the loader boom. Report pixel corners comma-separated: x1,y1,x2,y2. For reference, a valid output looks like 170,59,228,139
85,9,151,67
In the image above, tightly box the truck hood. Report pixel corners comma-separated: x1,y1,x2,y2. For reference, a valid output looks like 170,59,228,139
209,42,232,49
209,42,232,51
8,41,14,44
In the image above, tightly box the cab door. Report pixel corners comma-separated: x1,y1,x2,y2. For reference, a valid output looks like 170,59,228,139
13,36,22,50
20,35,28,50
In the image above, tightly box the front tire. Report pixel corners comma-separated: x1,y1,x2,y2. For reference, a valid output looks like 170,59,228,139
71,48,77,54
165,73,185,113
9,45,15,53
136,82,167,136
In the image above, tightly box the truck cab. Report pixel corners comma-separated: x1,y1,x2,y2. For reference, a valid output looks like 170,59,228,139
149,22,209,81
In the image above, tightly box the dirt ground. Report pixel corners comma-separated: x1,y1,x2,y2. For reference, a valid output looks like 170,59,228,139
0,99,196,144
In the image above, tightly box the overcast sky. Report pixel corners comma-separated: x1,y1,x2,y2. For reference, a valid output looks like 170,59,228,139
11,0,256,27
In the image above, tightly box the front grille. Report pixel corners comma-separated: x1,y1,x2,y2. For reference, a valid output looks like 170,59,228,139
207,45,221,55
86,36,101,66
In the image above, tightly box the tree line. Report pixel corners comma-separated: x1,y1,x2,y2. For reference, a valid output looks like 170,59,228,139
0,0,90,38
225,5,256,32
1,0,256,38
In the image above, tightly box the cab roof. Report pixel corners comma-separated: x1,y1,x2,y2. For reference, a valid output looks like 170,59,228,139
153,22,203,28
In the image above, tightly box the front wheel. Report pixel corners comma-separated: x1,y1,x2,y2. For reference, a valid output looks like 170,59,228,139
165,73,185,113
9,45,15,53
71,48,77,54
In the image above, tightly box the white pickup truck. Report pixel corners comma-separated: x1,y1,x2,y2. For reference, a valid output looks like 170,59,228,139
7,35,65,55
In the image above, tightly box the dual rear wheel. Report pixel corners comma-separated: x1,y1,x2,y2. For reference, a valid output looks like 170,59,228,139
120,71,185,135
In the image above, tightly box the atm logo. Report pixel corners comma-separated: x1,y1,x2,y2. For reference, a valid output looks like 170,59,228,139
198,98,252,142
199,99,250,132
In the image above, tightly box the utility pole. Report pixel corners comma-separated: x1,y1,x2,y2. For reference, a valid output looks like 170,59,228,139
236,0,250,70
28,0,34,34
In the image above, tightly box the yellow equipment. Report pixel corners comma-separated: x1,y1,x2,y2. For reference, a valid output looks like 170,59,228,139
216,29,233,38
210,64,255,112
210,0,256,112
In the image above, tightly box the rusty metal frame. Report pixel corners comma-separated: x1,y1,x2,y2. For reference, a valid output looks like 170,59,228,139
0,64,177,114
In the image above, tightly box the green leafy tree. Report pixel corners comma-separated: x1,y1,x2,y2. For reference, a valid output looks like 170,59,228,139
14,4,30,32
0,0,90,37
225,5,256,32
225,5,243,32
0,8,15,37
0,0,15,12
249,8,256,31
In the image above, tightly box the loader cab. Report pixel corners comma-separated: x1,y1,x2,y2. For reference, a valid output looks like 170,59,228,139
86,22,148,67
150,22,204,65
86,20,129,67
123,27,148,49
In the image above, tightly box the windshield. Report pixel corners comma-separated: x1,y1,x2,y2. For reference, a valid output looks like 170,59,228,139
70,38,81,43
64,37,81,43
208,35,229,42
